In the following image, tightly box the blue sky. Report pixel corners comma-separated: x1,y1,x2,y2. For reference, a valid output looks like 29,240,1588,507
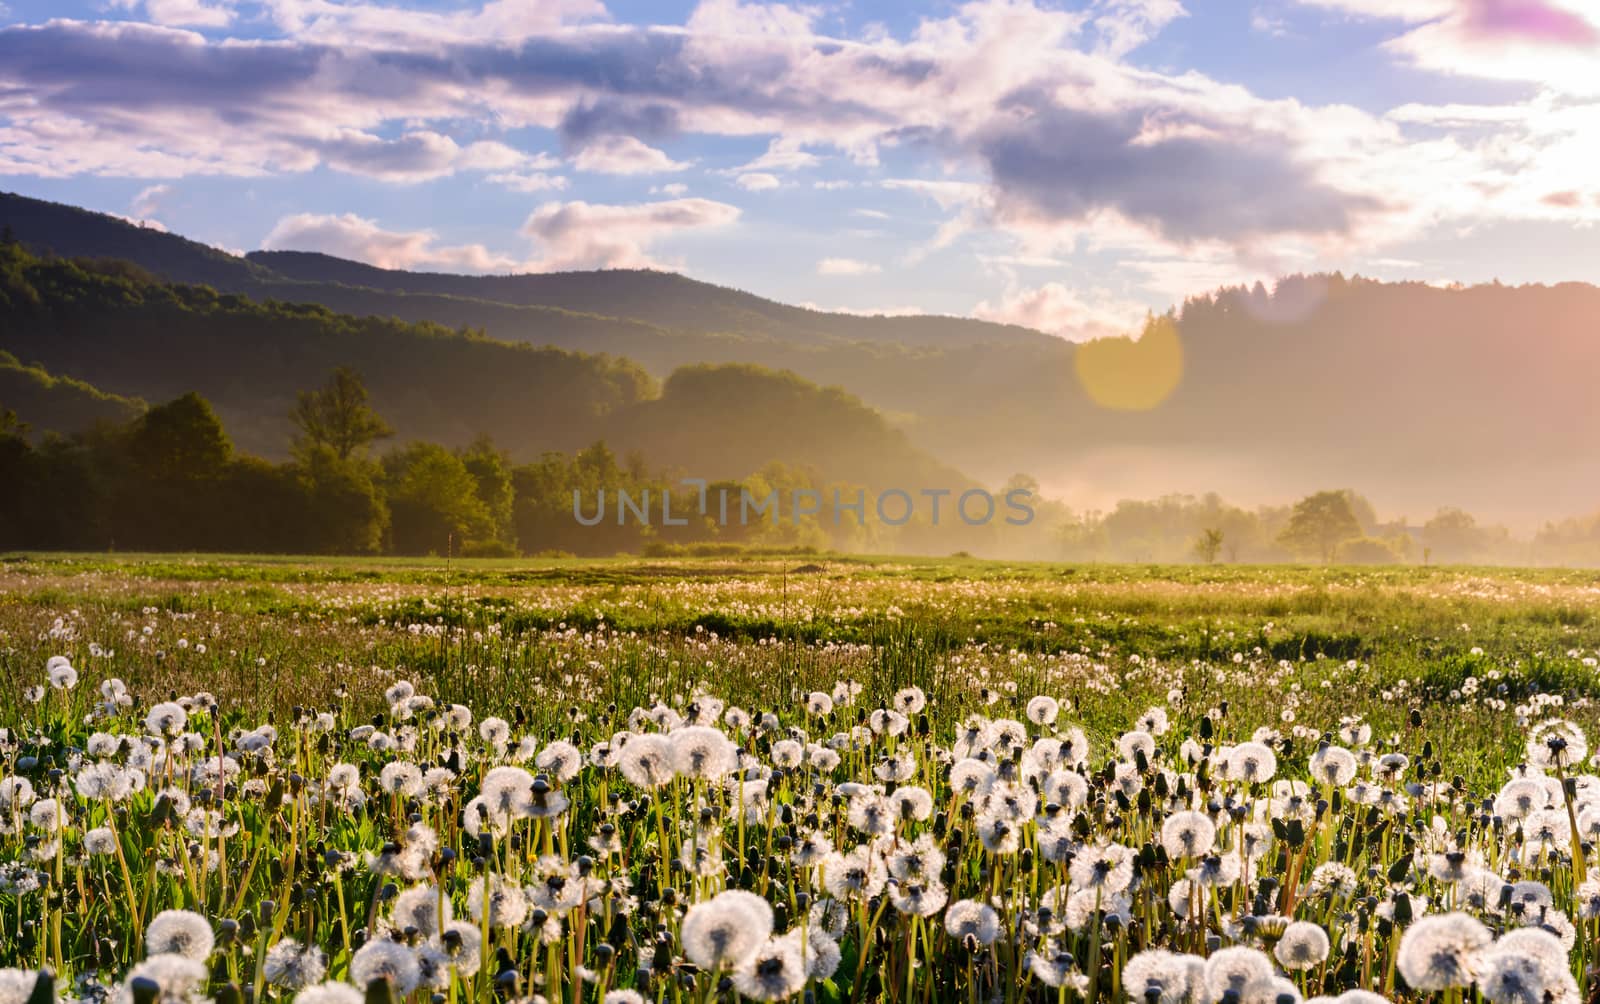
2,0,1597,336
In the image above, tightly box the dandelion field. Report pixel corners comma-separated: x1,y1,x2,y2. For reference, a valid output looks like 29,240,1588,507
2,554,1599,1004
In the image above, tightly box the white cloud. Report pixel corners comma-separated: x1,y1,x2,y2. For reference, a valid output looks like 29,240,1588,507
113,0,235,28
309,132,559,183
1091,0,1188,57
521,198,741,270
1382,1,1600,96
263,0,606,48
314,130,462,183
882,180,988,212
738,136,820,172
1250,9,1292,36
735,172,781,191
112,213,168,232
817,257,881,275
486,171,568,193
129,183,171,222
1293,0,1600,95
571,136,689,175
973,282,1148,340
457,142,545,173
797,301,926,316
263,199,743,274
261,212,518,272
1290,0,1451,18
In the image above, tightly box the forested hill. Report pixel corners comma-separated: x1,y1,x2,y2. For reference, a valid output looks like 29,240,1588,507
0,350,144,434
1,191,1045,350
0,244,652,459
0,243,961,490
246,249,1045,348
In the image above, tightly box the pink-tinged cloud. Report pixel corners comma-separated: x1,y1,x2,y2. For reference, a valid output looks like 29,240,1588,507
816,257,880,275
129,183,170,221
972,282,1147,341
520,198,741,270
1381,0,1600,95
261,212,519,272
1459,0,1598,44
570,136,688,175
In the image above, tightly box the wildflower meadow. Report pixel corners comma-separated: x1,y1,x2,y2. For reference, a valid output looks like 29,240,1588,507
1,555,1598,1004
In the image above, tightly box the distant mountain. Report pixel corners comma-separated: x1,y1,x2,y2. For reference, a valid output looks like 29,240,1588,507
1,192,1044,349
0,242,956,490
0,349,145,434
0,192,273,288
0,193,1053,413
246,248,1048,349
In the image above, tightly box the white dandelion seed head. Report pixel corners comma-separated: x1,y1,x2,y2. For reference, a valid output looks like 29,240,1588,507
348,939,421,995
1396,912,1491,992
112,953,209,1004
143,910,214,961
144,702,188,737
294,982,364,1004
1274,921,1331,971
390,885,450,938
1203,946,1274,1000
1309,745,1358,787
731,935,806,1001
1159,810,1217,859
667,726,734,781
263,938,328,989
47,657,78,690
617,733,675,788
1025,695,1059,726
943,899,1000,945
1227,742,1278,784
534,740,583,783
680,890,773,970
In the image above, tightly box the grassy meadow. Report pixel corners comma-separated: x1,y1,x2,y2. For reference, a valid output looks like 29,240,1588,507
1,553,1598,1003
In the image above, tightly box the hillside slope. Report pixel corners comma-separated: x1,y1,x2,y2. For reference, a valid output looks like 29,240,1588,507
0,350,145,434
245,248,1049,348
0,243,957,489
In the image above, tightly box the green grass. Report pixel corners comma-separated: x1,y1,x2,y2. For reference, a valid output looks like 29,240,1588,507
3,553,1596,781
3,553,1599,1002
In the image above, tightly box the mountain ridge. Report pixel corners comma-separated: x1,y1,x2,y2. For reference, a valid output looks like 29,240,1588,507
2,191,1049,350
0,240,964,492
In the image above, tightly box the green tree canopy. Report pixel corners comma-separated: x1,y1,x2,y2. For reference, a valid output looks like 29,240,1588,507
292,367,393,461
1278,490,1363,563
0,406,26,438
129,391,231,479
383,442,495,555
1194,527,1224,564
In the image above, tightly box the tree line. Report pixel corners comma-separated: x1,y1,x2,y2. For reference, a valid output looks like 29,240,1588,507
0,368,1058,557
2,360,1594,563
1050,489,1600,566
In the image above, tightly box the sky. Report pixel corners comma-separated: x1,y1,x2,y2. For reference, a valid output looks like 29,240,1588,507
1,0,1598,338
